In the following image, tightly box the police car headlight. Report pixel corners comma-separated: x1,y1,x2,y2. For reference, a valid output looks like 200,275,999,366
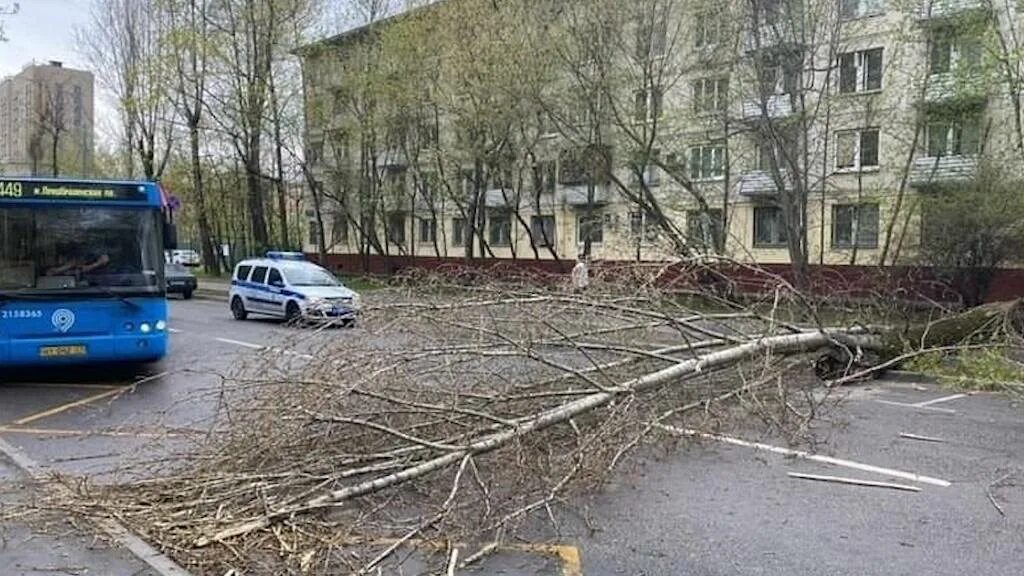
352,294,362,309
140,322,152,334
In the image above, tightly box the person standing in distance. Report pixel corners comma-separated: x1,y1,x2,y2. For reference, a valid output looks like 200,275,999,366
571,254,590,293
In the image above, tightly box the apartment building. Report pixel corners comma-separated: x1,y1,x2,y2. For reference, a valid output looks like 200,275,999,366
298,0,1020,270
0,61,95,177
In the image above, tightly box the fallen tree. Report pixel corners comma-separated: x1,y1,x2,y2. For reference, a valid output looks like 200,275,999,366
59,275,1021,574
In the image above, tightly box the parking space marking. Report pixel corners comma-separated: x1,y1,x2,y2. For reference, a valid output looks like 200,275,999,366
914,393,968,408
8,386,129,427
0,426,189,439
874,400,957,414
213,336,314,360
0,382,120,390
657,425,952,488
214,337,263,349
168,328,182,334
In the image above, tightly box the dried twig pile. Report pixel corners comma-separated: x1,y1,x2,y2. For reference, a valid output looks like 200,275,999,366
63,275,1021,574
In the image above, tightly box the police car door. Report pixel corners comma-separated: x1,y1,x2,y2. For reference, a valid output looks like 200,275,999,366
247,265,271,313
266,267,288,317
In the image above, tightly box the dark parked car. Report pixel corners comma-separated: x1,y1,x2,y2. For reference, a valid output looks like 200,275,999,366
166,263,197,299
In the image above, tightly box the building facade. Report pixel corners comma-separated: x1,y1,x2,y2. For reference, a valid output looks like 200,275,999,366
297,0,1022,273
0,61,95,177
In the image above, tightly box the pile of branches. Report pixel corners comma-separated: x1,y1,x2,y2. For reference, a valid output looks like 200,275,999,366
66,274,1022,574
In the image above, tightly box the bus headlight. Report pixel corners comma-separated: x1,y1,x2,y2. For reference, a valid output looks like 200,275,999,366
155,320,167,331
140,322,152,334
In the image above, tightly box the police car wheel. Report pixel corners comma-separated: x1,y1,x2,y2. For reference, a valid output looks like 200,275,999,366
231,297,248,320
285,301,302,323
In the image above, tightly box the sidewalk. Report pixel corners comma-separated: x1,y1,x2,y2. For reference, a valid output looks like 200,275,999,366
194,279,229,300
0,454,158,576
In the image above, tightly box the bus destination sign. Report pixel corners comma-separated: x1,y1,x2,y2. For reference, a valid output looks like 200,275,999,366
0,180,149,202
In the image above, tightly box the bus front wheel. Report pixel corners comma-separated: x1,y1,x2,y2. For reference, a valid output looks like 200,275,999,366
231,297,248,320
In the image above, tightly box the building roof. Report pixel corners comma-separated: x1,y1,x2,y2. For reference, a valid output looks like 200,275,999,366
296,0,446,55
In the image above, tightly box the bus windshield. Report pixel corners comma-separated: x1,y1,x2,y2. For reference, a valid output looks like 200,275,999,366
0,206,164,297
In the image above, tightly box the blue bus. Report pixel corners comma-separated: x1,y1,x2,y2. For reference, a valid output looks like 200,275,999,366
0,178,176,367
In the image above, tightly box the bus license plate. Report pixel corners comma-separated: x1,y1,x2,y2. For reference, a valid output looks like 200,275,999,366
39,345,88,358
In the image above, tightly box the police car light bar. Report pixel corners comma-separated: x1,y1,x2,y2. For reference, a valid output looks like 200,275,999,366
266,251,306,261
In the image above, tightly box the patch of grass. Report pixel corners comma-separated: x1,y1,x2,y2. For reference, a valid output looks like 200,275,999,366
905,347,1024,392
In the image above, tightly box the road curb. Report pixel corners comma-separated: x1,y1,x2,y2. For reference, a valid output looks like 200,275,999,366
0,436,194,576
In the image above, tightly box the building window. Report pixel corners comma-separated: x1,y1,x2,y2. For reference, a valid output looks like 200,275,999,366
577,214,605,245
835,129,880,170
753,206,788,247
537,161,557,194
833,203,879,249
489,213,512,247
687,209,724,251
693,77,729,113
688,143,726,180
839,48,883,93
629,210,661,242
332,212,349,245
634,87,664,122
531,215,557,247
387,211,406,245
452,217,466,247
929,34,981,75
308,222,319,246
419,218,437,243
636,17,668,59
695,10,720,48
759,54,801,95
756,0,781,25
926,115,982,157
840,0,885,20
419,121,439,149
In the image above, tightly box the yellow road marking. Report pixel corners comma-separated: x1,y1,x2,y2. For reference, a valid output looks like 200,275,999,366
9,386,128,427
508,543,583,576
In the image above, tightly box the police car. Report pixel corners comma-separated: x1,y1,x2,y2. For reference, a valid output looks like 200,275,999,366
228,252,360,324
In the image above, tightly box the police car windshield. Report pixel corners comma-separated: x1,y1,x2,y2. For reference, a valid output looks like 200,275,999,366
281,264,340,287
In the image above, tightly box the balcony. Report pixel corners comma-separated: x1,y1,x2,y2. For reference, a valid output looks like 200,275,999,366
924,72,988,104
736,170,789,197
918,0,987,21
909,155,977,186
484,188,521,209
742,94,794,120
558,184,613,207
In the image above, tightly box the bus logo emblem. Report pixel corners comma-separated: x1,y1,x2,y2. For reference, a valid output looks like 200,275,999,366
52,309,76,333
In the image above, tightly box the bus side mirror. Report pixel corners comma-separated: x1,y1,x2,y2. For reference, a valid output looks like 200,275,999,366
163,220,178,250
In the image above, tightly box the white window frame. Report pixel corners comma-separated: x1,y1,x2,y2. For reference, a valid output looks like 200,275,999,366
832,203,880,249
693,77,729,114
688,143,726,181
840,0,886,20
925,114,982,157
634,87,664,123
834,128,880,172
577,214,606,245
531,215,557,248
838,48,883,94
695,10,721,48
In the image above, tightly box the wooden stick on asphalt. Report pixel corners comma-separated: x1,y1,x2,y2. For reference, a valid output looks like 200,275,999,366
787,472,922,493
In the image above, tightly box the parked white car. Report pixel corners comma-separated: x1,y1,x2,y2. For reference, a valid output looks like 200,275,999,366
168,249,201,267
228,252,360,324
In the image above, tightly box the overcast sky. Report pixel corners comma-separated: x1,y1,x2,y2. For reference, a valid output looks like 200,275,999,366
0,0,91,78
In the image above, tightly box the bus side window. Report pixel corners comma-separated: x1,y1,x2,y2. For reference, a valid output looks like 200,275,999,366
250,266,269,285
235,265,253,281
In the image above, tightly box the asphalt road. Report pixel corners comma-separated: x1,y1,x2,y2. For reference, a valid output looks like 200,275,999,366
1,298,1023,575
